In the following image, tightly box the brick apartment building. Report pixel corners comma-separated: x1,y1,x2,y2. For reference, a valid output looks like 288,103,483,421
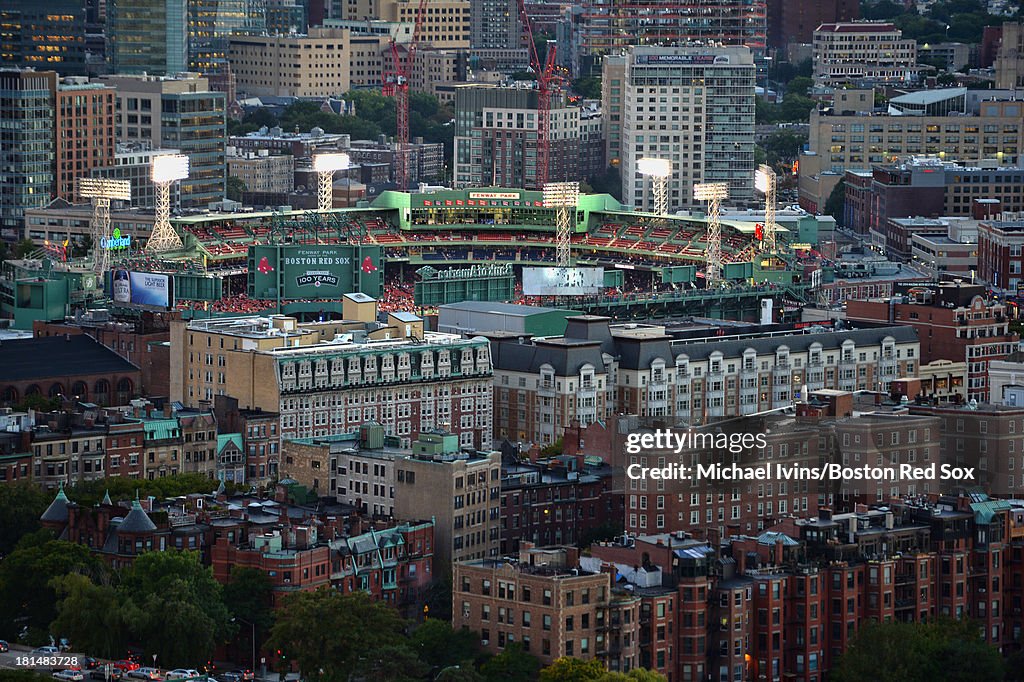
453,544,641,672
459,491,1024,681
978,219,1024,292
171,312,493,450
500,449,623,554
846,281,1017,402
490,315,920,447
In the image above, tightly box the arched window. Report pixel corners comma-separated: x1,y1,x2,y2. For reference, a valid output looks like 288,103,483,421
94,379,111,405
116,378,134,405
71,381,88,399
48,383,65,399
1,386,17,404
25,384,42,397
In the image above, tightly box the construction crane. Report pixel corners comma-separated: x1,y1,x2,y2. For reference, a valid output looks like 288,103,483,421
383,0,428,189
516,0,560,188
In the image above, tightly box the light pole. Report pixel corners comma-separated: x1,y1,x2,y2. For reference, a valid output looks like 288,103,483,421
233,617,256,674
542,181,579,267
313,153,350,213
78,178,132,276
693,182,729,286
637,157,672,218
147,154,189,253
754,164,777,253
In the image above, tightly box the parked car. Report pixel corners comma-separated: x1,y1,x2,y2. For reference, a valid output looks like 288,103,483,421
89,669,123,681
112,661,141,673
0,640,9,652
166,670,201,680
219,671,254,682
79,658,100,670
34,647,62,656
127,668,161,681
53,671,84,682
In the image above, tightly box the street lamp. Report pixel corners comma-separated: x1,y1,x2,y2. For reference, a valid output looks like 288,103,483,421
147,154,189,253
637,157,672,217
313,153,350,213
754,164,777,253
232,617,256,673
78,178,132,276
693,182,729,285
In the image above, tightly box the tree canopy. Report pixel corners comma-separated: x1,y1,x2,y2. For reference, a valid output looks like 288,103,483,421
0,483,51,554
0,534,103,642
267,589,411,682
831,619,1004,682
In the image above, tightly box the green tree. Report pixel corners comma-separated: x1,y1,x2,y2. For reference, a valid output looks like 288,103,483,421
410,619,478,671
226,176,248,202
0,534,103,640
577,520,624,549
13,239,36,258
0,671,53,682
572,76,602,100
435,666,484,682
118,551,234,668
0,482,50,554
424,573,453,621
50,573,129,659
479,644,541,682
787,76,813,96
267,589,408,682
541,437,563,457
832,619,1003,682
68,472,229,508
588,165,622,201
824,179,846,226
357,642,429,682
223,567,275,633
539,657,607,682
760,131,807,165
13,394,60,413
596,671,667,682
243,108,280,129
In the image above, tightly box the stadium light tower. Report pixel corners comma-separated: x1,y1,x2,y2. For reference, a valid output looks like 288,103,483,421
543,181,579,267
637,157,672,217
755,164,778,253
78,178,131,275
314,153,350,213
693,182,729,285
147,154,189,253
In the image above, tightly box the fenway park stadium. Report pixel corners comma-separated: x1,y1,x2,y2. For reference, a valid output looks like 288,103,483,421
2,187,851,326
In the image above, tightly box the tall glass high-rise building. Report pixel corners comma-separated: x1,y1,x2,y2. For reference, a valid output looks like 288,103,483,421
188,0,266,75
0,0,88,76
0,69,57,241
606,45,756,211
107,0,188,76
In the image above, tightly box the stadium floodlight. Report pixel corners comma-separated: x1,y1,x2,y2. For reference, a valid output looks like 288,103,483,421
754,164,778,253
692,182,729,201
638,157,672,218
146,154,189,253
313,153,350,173
693,182,729,285
314,152,350,213
150,153,190,183
78,178,132,275
637,157,672,178
543,182,580,267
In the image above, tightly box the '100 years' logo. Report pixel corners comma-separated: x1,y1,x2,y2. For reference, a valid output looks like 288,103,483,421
296,271,339,288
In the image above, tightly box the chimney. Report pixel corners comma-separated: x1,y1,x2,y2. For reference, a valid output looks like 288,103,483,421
736,545,747,575
774,538,784,565
163,403,172,419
